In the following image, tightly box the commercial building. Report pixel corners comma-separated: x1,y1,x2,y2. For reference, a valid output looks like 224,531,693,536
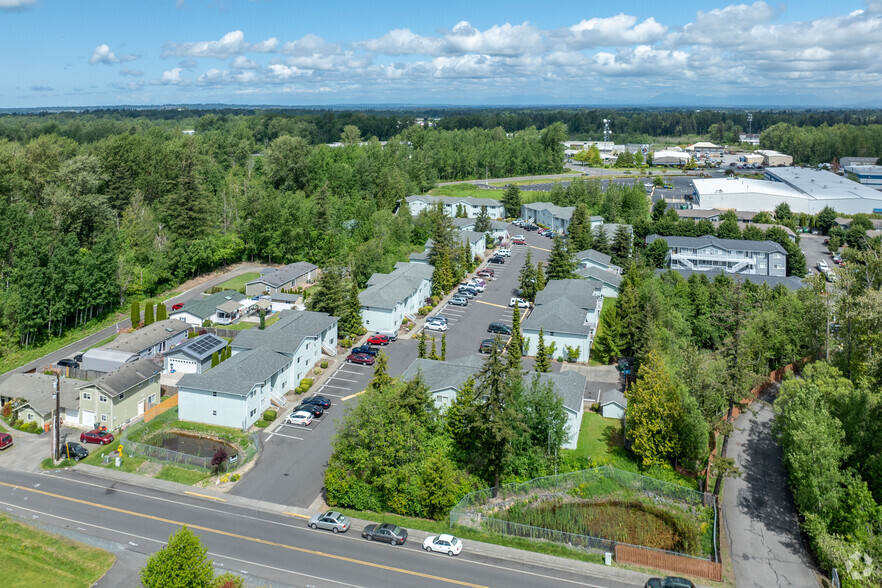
359,262,433,333
840,157,878,167
756,150,793,167
843,166,882,190
405,195,504,219
646,234,787,277
739,134,761,146
685,142,723,155
522,279,604,363
651,150,692,166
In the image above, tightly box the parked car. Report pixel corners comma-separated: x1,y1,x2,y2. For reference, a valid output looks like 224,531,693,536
487,322,512,335
513,234,525,241
362,523,408,545
477,269,495,278
511,238,526,245
449,296,468,307
509,297,530,308
832,254,842,264
422,534,463,556
817,260,829,271
644,577,696,588
467,281,485,292
366,334,390,346
302,395,332,409
456,288,476,299
56,358,79,369
488,256,505,264
350,345,379,356
308,511,350,534
424,321,448,332
80,429,114,445
479,338,504,354
171,303,184,311
375,329,398,341
285,410,313,426
59,442,89,461
427,315,448,324
73,353,84,363
346,352,376,365
496,248,511,257
0,432,12,450
293,402,323,418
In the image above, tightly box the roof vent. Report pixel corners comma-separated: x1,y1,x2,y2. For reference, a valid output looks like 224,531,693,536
225,296,232,300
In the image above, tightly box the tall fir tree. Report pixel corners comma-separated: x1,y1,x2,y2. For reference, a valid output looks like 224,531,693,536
518,250,537,300
430,336,438,360
625,350,683,466
340,280,364,338
308,266,347,316
591,299,622,364
418,330,427,359
369,352,392,390
474,206,492,233
211,351,220,368
592,225,612,256
155,302,168,321
567,203,592,252
617,264,643,358
611,224,633,267
130,300,140,328
546,236,577,281
508,303,522,372
441,332,447,361
535,261,546,293
143,301,154,326
534,328,551,372
502,184,521,218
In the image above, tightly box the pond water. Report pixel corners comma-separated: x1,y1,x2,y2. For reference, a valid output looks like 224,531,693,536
149,431,238,459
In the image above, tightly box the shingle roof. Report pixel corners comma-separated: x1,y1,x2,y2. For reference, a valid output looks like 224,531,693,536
360,262,433,310
575,249,611,267
170,290,245,320
246,262,318,288
656,268,806,291
178,347,290,397
601,388,627,408
646,234,787,254
406,195,502,208
522,279,601,337
522,202,574,221
105,319,189,354
232,309,337,356
79,358,162,398
270,292,302,303
575,266,622,288
451,218,508,231
165,334,227,362
0,373,79,416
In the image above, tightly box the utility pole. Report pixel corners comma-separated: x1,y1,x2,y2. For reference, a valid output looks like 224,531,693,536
53,372,61,461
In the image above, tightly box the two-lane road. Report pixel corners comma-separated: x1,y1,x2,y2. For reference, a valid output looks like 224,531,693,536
0,467,642,587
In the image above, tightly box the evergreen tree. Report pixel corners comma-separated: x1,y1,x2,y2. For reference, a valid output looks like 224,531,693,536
611,224,632,267
211,352,220,368
369,352,392,390
508,304,522,372
339,280,364,338
546,236,577,280
591,299,622,363
140,526,214,588
441,332,447,361
645,238,669,269
592,225,612,256
130,300,140,328
143,301,155,326
518,250,537,301
626,350,684,467
418,330,427,359
307,266,347,317
587,144,602,166
502,184,521,218
428,204,459,295
258,309,265,330
455,204,467,218
474,205,492,233
567,203,592,253
535,261,545,293
156,302,167,321
617,265,644,357
430,336,438,360
446,376,479,458
534,328,551,372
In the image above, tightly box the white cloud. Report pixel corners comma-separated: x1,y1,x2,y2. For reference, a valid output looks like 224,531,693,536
158,67,188,85
556,14,667,48
163,30,245,59
119,68,144,77
250,37,278,52
267,63,309,80
0,0,36,12
360,28,442,55
89,44,136,65
361,21,542,56
230,56,258,69
280,34,341,56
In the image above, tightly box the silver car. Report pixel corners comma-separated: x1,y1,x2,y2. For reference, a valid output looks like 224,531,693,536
308,511,351,534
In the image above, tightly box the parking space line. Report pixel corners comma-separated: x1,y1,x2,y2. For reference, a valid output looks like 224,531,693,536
320,383,352,390
329,376,359,383
341,390,366,401
264,431,305,441
316,390,346,398
336,368,367,375
475,300,507,309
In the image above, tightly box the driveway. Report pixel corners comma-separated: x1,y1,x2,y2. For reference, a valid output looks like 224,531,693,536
0,421,82,472
723,385,819,588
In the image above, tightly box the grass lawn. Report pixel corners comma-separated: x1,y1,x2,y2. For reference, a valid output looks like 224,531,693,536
216,272,260,292
219,321,256,331
428,183,494,198
155,464,210,485
0,514,115,588
78,442,146,474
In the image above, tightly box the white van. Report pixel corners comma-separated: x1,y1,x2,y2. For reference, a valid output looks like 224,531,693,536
375,329,398,341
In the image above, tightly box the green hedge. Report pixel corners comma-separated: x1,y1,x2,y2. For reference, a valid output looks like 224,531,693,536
300,378,313,388
263,409,277,421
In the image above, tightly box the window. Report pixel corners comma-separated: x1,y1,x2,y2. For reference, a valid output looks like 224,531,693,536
101,414,107,422
119,392,125,400
99,395,107,403
212,391,217,397
148,394,156,404
82,392,91,401
27,413,34,421
249,408,256,417
212,410,217,416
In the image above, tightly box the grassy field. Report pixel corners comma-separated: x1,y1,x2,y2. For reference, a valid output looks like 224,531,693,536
216,272,260,292
0,514,115,588
155,464,210,485
79,442,146,474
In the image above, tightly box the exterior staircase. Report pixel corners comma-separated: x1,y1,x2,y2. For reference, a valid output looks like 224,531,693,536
321,342,337,357
270,390,287,408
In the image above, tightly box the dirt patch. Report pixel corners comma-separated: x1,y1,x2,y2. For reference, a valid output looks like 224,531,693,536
172,262,271,296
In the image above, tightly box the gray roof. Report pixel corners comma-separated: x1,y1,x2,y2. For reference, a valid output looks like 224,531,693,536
460,230,485,245
233,309,337,356
657,268,807,291
401,356,585,413
575,266,623,288
406,194,502,208
0,373,79,416
575,249,611,267
170,290,246,320
81,348,139,365
247,262,318,288
522,279,601,337
451,218,508,231
270,292,302,303
360,262,433,310
216,299,243,313
178,347,290,397
601,388,628,409
165,334,227,362
522,202,574,221
596,223,633,238
106,319,189,354
646,234,787,255
79,358,162,398
409,250,431,263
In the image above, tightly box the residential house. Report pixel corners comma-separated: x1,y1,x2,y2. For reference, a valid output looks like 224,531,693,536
600,388,627,420
0,374,80,429
522,279,604,363
267,292,304,312
451,217,510,242
575,266,622,298
245,262,319,296
80,319,189,373
574,249,613,272
77,358,162,429
359,262,433,333
520,202,573,233
646,234,788,277
401,355,586,449
178,309,338,429
163,334,228,375
79,348,139,374
169,290,246,327
405,195,504,219
411,231,487,265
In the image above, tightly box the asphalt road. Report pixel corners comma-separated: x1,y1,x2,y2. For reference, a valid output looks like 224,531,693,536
0,467,644,588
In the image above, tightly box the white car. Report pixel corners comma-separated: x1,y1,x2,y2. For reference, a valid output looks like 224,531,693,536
286,410,313,426
467,281,485,292
424,320,448,332
513,235,525,241
509,297,530,308
497,248,511,257
817,260,829,271
422,534,463,556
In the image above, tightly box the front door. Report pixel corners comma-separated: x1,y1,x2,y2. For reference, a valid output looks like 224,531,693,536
137,401,145,416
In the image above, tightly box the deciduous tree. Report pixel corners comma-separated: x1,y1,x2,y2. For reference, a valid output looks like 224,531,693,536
140,526,214,588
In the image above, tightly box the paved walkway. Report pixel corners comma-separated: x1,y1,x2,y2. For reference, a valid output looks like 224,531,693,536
723,386,819,588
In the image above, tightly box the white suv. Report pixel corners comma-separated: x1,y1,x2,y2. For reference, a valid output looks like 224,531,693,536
497,248,511,257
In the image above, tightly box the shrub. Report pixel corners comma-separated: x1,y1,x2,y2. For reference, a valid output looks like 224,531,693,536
591,403,600,412
313,367,322,375
320,360,328,369
220,475,230,483
300,378,313,388
296,385,307,394
230,473,240,482
418,305,432,316
211,447,228,474
263,409,277,421
213,572,245,588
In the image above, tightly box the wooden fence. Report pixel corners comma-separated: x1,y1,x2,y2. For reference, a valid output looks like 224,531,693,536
143,393,178,424
188,326,243,339
615,544,722,582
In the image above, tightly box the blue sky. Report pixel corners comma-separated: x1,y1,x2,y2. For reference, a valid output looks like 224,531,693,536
2,0,881,107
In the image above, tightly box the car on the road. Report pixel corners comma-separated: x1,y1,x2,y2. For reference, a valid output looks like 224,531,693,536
302,395,332,409
477,269,495,278
479,338,505,354
308,511,350,534
424,320,448,332
449,296,468,307
293,402,324,418
509,297,530,308
488,256,505,264
496,248,511,257
59,442,89,461
0,433,12,450
346,352,376,365
351,345,379,356
487,322,512,335
171,303,184,311
366,334,390,346
362,523,408,545
643,577,696,588
56,358,79,369
285,410,313,426
80,429,114,445
817,260,829,271
422,534,463,556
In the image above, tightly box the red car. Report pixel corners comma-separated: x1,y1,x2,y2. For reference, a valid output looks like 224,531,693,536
172,303,184,311
346,353,376,365
80,429,114,445
477,269,495,278
0,432,12,450
512,238,526,245
366,335,390,346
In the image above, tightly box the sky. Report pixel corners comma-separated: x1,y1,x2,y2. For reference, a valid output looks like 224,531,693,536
2,0,882,108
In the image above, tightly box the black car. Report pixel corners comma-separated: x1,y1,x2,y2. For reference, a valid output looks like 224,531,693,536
302,395,331,409
56,358,79,369
487,322,512,335
73,353,84,363
362,523,408,545
59,442,89,461
479,338,505,354
293,402,324,418
351,345,379,356
488,256,505,264
644,578,696,588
